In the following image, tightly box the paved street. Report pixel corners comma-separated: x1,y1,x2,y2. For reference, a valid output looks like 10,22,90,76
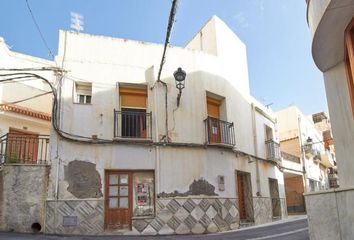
0,217,308,240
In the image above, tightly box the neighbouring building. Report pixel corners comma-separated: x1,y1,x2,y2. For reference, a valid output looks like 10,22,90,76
0,37,55,232
276,106,336,214
42,16,287,235
306,0,354,239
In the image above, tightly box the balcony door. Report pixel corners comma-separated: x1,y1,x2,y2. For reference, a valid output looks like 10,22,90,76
119,86,147,138
207,97,221,143
6,128,39,163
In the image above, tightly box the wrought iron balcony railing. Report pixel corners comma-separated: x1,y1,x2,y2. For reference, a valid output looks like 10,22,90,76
265,139,281,161
204,116,235,146
0,133,50,164
114,109,152,139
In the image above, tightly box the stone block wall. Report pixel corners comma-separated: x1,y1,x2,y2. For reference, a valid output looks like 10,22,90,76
253,197,287,225
253,197,272,225
132,198,239,235
0,164,49,232
45,200,104,235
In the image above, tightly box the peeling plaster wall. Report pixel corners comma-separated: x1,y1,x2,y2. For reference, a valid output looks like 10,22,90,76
0,165,49,232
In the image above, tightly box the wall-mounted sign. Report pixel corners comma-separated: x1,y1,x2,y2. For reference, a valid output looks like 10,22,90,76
63,216,77,226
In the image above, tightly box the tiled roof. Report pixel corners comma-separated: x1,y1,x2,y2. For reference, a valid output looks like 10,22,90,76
0,104,51,121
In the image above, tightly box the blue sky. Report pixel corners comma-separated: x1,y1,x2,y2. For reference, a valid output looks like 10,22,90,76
0,0,326,115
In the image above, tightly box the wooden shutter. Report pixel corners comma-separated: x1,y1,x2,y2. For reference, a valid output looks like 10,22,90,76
206,97,221,118
120,87,147,108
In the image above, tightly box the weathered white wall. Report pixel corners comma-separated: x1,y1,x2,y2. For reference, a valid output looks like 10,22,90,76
185,16,250,95
0,114,50,136
49,19,284,203
324,62,354,188
0,37,54,136
276,106,330,190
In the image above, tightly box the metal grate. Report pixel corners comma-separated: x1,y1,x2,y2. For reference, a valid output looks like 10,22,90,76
204,116,235,145
114,109,152,139
265,140,281,161
0,133,49,164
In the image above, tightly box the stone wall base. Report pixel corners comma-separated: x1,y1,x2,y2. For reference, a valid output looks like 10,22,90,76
305,187,354,240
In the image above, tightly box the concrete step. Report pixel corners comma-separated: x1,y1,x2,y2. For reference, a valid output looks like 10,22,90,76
239,221,255,229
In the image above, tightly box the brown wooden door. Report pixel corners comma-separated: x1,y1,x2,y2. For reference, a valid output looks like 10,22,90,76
207,97,221,143
105,171,132,230
7,128,39,163
237,172,247,220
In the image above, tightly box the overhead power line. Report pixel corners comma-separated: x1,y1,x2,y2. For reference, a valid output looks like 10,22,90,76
0,91,52,106
25,0,55,59
157,0,179,82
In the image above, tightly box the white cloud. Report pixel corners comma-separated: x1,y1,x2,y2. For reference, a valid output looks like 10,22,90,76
233,12,249,28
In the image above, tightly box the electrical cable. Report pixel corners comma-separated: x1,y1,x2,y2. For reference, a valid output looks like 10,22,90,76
156,0,179,82
0,71,284,172
25,0,55,59
0,91,52,106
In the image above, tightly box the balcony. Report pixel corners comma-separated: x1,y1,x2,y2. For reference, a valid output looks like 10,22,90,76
204,116,235,146
113,109,152,140
0,133,50,164
321,150,336,168
281,151,301,164
265,139,281,162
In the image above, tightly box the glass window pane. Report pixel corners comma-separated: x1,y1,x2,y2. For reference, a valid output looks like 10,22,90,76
109,198,118,208
109,186,118,196
86,95,91,104
120,174,128,184
120,186,128,196
119,197,128,208
79,95,85,103
109,175,118,185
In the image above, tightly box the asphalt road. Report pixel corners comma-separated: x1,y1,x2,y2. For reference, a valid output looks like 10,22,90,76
0,217,309,240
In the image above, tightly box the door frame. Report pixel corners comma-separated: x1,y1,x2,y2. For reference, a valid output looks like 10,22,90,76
104,170,133,230
268,178,281,217
236,170,254,222
104,169,156,230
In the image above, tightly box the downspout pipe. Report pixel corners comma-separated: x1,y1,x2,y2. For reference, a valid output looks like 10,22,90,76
251,103,261,196
298,116,309,192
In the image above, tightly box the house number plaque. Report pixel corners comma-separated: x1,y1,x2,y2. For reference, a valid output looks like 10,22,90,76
63,216,77,226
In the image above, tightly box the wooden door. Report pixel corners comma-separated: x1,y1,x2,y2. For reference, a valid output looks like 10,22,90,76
269,178,281,217
207,97,221,143
105,171,132,230
237,172,247,219
7,128,39,163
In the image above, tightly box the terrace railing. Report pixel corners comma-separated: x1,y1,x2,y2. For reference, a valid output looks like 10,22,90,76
0,133,50,164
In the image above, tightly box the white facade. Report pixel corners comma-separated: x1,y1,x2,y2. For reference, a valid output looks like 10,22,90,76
306,1,354,239
44,16,286,235
277,106,334,192
0,37,54,137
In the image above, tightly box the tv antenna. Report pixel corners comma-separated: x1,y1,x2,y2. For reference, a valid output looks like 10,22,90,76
70,12,84,32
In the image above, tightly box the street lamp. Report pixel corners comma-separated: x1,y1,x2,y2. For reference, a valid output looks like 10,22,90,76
174,67,186,107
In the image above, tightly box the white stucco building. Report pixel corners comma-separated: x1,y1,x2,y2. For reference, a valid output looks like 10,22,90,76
276,106,336,214
306,0,354,239
0,37,54,164
39,16,287,235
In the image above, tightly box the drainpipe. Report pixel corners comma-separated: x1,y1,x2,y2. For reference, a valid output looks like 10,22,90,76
298,116,309,192
153,82,161,194
251,103,261,196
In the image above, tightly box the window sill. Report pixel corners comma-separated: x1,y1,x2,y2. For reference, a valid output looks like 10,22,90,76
206,143,235,149
73,102,92,105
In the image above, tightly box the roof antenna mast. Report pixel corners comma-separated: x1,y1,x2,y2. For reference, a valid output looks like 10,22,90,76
70,12,84,32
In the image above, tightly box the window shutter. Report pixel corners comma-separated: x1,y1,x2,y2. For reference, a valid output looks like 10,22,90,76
120,87,147,108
